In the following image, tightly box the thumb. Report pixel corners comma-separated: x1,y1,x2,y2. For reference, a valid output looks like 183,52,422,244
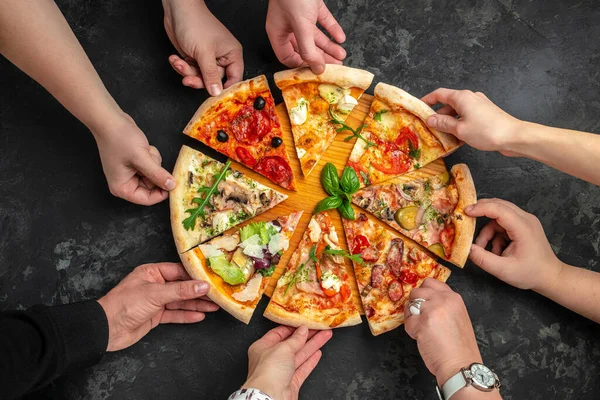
197,51,223,96
295,25,326,74
133,150,176,191
469,244,505,277
285,325,309,352
426,114,460,136
153,280,210,306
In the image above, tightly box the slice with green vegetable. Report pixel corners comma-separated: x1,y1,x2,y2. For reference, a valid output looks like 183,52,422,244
208,254,246,285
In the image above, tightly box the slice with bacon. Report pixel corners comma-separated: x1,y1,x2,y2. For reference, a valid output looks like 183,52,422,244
264,211,362,329
347,83,461,187
352,164,476,267
342,212,451,336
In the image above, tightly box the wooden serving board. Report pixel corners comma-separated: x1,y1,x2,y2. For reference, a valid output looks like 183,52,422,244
225,94,447,314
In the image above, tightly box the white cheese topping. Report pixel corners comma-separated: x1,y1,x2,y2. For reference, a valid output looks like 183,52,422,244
290,98,308,125
296,147,307,160
268,233,289,255
337,94,358,114
318,83,349,104
212,213,230,233
243,244,265,258
320,270,342,293
232,274,262,302
199,244,224,259
308,218,322,243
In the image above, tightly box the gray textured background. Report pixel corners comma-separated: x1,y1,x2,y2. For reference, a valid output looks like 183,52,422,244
1,0,599,399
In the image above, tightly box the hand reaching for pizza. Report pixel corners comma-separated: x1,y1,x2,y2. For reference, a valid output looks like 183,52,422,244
404,279,484,388
163,0,244,95
92,114,176,206
266,0,346,74
97,262,219,352
466,198,564,291
421,88,523,156
242,326,333,400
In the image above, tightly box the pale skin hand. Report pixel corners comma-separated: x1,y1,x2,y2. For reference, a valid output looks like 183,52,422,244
466,198,600,323
97,263,219,352
266,0,347,74
242,325,333,400
0,0,175,205
162,0,243,95
404,279,502,400
422,88,600,186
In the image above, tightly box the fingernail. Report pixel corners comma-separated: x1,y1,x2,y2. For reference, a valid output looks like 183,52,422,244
194,282,209,294
465,205,473,213
209,84,222,96
298,325,308,335
165,178,176,191
175,64,183,71
427,115,438,127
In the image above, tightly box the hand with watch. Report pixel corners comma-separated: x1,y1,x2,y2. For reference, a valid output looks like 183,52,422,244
404,279,502,399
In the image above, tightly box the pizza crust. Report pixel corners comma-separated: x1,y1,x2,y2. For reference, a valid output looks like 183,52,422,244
374,83,461,152
183,75,270,136
263,301,362,330
274,64,374,91
449,164,477,267
170,146,200,254
180,249,256,324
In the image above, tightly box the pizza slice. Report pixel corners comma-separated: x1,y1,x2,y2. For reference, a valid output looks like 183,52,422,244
264,211,362,329
181,211,303,324
352,164,476,267
274,65,374,177
170,146,287,253
183,75,296,191
343,212,451,336
347,83,461,187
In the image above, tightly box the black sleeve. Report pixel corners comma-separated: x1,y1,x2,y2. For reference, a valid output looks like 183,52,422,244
0,300,109,399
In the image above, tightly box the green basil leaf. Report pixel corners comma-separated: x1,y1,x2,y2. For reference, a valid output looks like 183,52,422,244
313,195,343,214
321,163,340,196
338,199,355,220
340,166,360,194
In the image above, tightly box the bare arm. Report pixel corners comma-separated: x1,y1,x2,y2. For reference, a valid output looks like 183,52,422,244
422,88,600,186
0,0,175,205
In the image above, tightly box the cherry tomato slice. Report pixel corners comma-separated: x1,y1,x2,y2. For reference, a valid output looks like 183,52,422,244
399,270,419,286
352,235,370,255
439,223,455,259
340,284,351,302
395,127,419,150
231,105,272,145
254,156,293,188
235,146,257,167
371,141,412,175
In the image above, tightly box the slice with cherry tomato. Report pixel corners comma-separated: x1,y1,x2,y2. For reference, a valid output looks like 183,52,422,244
439,223,455,259
395,127,419,150
351,235,370,255
399,269,419,286
370,141,412,175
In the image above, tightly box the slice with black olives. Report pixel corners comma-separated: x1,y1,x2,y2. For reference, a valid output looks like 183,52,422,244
216,130,229,143
271,137,283,148
253,96,266,110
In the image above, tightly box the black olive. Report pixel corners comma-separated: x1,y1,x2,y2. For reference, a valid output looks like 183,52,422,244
254,96,266,110
216,130,229,142
271,137,283,148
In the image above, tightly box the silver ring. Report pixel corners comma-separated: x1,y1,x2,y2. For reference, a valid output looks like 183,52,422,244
408,298,426,316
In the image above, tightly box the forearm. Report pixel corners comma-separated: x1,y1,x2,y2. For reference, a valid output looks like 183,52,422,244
509,121,600,186
0,0,125,135
535,262,600,323
0,300,108,398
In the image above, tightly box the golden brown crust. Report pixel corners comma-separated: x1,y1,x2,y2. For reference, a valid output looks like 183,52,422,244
180,249,255,324
170,146,200,253
274,64,374,91
374,83,461,152
263,303,362,330
449,164,477,267
183,75,269,136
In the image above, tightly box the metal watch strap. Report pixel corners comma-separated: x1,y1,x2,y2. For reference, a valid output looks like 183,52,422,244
436,370,468,400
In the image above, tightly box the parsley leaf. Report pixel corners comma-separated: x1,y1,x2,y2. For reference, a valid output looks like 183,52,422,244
374,109,388,122
408,140,421,159
285,262,306,296
329,107,376,149
182,160,231,231
324,245,365,266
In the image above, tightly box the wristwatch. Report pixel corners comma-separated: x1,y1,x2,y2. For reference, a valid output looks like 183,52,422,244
436,363,501,400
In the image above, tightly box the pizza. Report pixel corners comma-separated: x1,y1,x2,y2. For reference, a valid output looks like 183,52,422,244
170,146,287,253
264,211,362,329
274,65,374,177
352,164,476,267
181,212,303,324
343,212,451,335
347,83,461,187
183,75,296,191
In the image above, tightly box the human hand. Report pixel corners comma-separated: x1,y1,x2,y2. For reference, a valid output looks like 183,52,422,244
97,262,219,352
465,198,563,291
242,326,332,400
92,114,175,206
163,0,243,95
266,0,346,74
404,279,483,386
421,88,523,156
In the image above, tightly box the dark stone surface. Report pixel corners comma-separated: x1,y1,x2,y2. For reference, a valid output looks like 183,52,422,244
1,0,599,398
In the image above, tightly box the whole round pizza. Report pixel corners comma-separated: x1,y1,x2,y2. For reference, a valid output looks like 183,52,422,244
170,64,477,336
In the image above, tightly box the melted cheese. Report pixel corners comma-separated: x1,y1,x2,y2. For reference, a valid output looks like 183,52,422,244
232,274,262,302
337,94,358,114
321,270,341,292
308,218,322,243
290,98,309,125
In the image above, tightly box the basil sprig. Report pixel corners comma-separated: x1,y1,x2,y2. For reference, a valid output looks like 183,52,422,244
314,163,359,220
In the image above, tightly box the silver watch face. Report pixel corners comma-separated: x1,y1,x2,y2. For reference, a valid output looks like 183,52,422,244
470,363,496,388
